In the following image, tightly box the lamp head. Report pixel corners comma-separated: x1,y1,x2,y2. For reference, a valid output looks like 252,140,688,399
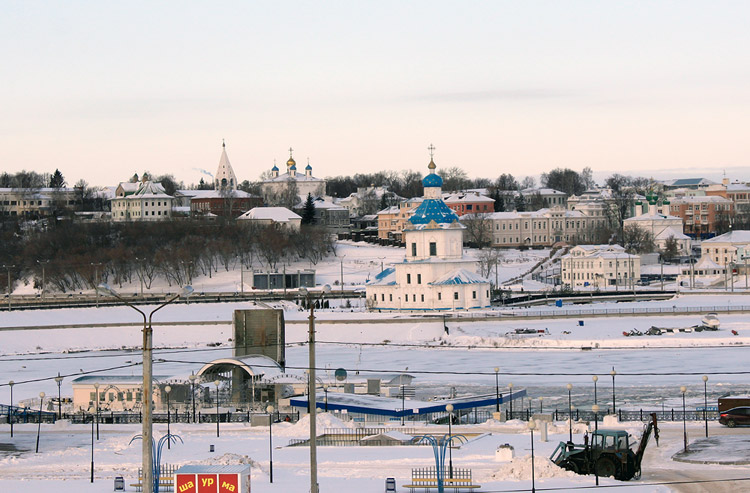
93,383,99,389
592,375,598,382
680,385,687,394
567,383,573,390
96,283,117,297
322,284,332,294
55,375,63,384
539,396,543,401
592,404,600,413
189,374,196,382
446,404,454,412
165,385,171,394
610,369,617,377
214,380,220,387
298,286,309,296
508,382,513,389
493,367,499,373
39,392,45,398
528,419,536,430
702,375,708,382
266,404,274,414
180,286,194,297
8,380,13,387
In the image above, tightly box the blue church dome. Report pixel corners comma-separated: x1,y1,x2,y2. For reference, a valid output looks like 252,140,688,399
422,173,443,188
409,199,458,225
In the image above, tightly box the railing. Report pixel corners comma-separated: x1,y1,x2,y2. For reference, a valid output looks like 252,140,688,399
3,409,299,425
507,408,719,423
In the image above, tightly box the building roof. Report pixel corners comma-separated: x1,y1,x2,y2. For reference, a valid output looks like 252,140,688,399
366,267,397,286
176,189,256,199
671,195,732,204
408,199,459,226
625,213,683,222
442,192,495,204
430,268,489,285
702,230,750,244
654,226,690,240
238,207,301,222
664,178,717,187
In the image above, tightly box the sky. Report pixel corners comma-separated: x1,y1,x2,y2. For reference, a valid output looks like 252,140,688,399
2,1,749,188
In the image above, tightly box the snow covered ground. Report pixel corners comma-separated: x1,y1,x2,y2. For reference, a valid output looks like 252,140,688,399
2,242,750,491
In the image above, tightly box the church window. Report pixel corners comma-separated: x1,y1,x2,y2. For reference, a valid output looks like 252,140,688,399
389,294,392,302
421,294,424,302
373,294,376,300
453,292,458,300
438,292,442,300
381,294,384,301
407,274,411,284
429,242,437,256
411,243,417,257
413,294,416,302
417,274,422,284
404,294,408,303
472,291,477,299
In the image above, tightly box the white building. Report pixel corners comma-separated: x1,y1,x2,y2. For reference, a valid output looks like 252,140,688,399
237,207,302,230
484,207,608,248
215,141,238,190
561,244,641,289
366,153,491,311
261,149,326,205
624,202,690,254
110,180,173,222
0,187,78,218
700,230,750,266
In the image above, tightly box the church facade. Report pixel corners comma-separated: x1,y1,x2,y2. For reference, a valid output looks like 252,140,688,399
261,148,326,206
366,151,491,311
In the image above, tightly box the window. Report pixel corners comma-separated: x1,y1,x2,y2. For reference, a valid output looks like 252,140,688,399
417,274,422,284
421,294,424,302
438,292,442,300
472,291,477,299
411,243,417,256
407,273,411,284
412,294,416,302
389,294,392,302
126,392,133,401
381,294,385,301
89,392,96,401
429,242,437,256
453,292,459,300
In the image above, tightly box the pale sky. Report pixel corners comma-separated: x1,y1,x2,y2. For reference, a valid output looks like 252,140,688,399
2,1,749,188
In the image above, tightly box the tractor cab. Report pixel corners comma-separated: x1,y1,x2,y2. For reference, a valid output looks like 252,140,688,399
591,430,629,452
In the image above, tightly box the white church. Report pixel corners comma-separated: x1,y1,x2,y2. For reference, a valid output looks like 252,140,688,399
366,150,491,311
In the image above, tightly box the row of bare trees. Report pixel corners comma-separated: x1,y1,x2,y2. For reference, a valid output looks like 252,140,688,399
2,220,335,294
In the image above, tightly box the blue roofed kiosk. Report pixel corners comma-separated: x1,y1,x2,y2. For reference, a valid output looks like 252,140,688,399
366,146,491,311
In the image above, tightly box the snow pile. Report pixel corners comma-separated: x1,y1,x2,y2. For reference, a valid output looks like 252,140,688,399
492,454,578,480
193,452,258,467
273,412,353,437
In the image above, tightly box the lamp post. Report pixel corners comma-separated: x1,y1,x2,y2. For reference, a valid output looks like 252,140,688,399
493,367,500,413
445,404,454,479
610,368,617,415
36,392,45,453
215,380,221,438
37,260,49,299
592,375,598,406
323,384,329,412
528,419,536,493
8,380,14,438
93,382,100,440
508,382,514,419
681,385,688,453
90,407,95,483
96,283,193,493
188,374,197,423
2,264,15,311
299,284,331,493
55,373,63,419
566,383,573,442
592,404,600,486
702,375,709,438
539,396,543,414
267,404,274,483
164,385,171,449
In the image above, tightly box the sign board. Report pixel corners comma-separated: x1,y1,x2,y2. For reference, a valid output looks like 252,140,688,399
175,465,251,493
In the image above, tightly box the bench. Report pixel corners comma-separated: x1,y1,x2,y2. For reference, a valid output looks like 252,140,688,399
404,467,481,492
130,476,175,492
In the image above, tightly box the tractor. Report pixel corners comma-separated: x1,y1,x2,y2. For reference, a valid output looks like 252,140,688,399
550,413,659,481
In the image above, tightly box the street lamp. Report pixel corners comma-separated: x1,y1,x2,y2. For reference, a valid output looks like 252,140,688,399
214,380,221,438
445,404,454,479
188,374,197,423
592,375,598,406
610,368,617,415
96,283,193,493
681,385,688,453
702,375,709,438
267,404,274,483
90,406,95,483
2,264,15,312
528,419,536,493
298,284,332,493
539,396,543,414
508,383,514,419
493,367,500,413
323,384,329,412
55,373,63,419
93,382,100,440
36,392,45,453
8,380,14,438
592,404,599,432
164,385,172,449
566,383,573,442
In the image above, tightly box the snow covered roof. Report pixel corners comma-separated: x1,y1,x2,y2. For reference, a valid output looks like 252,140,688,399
176,189,256,199
431,268,489,285
442,192,495,203
366,267,396,286
521,187,567,196
694,256,723,270
625,213,683,222
702,230,750,244
238,207,301,221
670,195,731,204
313,197,347,210
655,227,690,240
727,183,750,192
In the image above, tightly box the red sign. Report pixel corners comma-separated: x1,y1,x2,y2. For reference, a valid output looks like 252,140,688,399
197,474,218,493
218,474,240,493
176,474,197,493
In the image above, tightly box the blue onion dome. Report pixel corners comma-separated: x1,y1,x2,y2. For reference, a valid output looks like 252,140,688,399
271,164,279,171
305,163,312,170
409,199,458,225
422,158,442,187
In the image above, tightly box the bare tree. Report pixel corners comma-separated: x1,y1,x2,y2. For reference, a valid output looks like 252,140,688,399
622,224,655,254
461,213,492,249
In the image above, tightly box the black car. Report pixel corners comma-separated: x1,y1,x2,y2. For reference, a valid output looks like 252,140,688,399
719,406,750,427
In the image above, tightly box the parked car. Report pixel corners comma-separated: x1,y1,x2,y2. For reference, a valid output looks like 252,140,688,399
719,407,750,427
385,477,396,492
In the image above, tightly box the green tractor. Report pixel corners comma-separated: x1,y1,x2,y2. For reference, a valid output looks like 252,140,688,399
550,413,659,481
